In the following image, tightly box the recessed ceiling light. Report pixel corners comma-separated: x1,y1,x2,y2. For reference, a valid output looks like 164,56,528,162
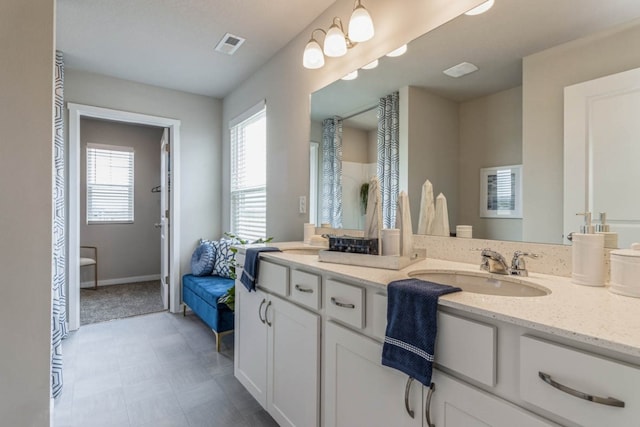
341,70,359,80
464,0,495,16
362,59,379,70
443,62,479,78
386,44,407,57
214,33,246,55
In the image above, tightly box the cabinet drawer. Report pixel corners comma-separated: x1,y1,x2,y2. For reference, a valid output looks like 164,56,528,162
258,261,289,297
371,298,496,387
325,279,365,329
290,269,321,310
520,335,640,427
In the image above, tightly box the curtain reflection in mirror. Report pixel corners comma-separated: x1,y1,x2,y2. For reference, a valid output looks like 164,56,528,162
321,116,343,228
377,92,400,228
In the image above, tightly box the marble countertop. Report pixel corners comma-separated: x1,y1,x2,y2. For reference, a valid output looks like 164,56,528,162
247,242,640,359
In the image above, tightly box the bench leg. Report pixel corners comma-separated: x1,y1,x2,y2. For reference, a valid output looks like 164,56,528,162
212,330,234,352
183,304,186,317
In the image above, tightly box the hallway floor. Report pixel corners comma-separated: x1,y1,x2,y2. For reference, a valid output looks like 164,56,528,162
54,311,278,427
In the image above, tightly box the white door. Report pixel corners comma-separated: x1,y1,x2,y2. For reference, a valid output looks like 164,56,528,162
564,67,640,247
324,321,422,427
429,370,557,427
267,295,320,427
160,128,170,309
234,284,269,407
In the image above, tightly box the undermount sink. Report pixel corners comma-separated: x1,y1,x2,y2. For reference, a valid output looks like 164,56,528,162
407,270,550,297
280,247,323,255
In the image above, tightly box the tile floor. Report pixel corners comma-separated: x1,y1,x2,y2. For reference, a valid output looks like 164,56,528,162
54,311,278,427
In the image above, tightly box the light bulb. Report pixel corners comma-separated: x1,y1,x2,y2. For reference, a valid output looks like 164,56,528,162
341,70,358,80
303,38,325,69
348,4,374,42
361,59,378,70
386,44,407,57
464,0,495,16
324,24,348,57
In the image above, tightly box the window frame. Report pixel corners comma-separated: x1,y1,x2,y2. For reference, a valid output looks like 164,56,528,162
86,142,135,224
229,101,267,241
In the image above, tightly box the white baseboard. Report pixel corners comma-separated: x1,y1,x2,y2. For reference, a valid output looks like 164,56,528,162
81,274,161,288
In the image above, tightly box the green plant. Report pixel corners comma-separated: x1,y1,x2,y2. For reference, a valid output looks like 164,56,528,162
218,232,274,311
360,182,369,214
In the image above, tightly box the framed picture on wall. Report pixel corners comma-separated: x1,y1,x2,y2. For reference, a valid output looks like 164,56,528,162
480,165,522,218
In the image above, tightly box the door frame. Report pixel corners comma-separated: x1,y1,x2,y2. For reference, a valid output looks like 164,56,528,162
67,103,182,330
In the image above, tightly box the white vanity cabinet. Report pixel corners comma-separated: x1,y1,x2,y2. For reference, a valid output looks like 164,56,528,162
429,370,557,427
324,321,422,427
234,261,320,427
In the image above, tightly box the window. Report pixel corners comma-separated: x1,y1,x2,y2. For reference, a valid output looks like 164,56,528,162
86,143,134,223
230,103,267,241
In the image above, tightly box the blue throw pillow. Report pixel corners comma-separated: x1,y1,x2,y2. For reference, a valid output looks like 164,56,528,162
190,240,215,276
212,237,240,278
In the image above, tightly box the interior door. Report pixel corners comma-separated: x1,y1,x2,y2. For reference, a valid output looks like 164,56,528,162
564,66,640,247
160,128,170,309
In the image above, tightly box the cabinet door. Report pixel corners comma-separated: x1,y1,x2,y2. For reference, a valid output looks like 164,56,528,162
266,295,320,427
234,283,268,407
324,322,422,427
428,370,557,427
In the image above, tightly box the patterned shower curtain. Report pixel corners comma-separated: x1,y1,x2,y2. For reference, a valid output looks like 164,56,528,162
377,92,400,228
321,116,343,228
52,50,68,399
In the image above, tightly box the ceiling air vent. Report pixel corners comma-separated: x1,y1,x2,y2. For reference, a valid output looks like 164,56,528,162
215,33,246,55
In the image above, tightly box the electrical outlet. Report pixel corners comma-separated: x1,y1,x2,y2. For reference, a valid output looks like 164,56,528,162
299,196,306,214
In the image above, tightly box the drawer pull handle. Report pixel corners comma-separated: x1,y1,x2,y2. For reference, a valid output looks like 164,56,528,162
258,298,266,324
538,372,625,408
295,284,314,293
331,297,355,309
425,382,435,427
404,377,415,418
265,301,273,327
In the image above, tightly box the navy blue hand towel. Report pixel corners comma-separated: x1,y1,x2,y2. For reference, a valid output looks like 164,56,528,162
240,247,281,291
382,278,461,386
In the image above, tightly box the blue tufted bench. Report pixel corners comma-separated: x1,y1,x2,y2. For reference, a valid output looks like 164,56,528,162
182,274,235,351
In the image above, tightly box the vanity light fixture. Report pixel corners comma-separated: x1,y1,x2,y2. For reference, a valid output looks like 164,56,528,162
341,70,359,80
386,44,407,57
302,0,375,69
361,59,379,70
464,0,495,16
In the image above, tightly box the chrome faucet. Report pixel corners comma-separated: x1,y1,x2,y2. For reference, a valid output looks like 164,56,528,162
510,251,539,277
480,248,539,276
480,248,510,274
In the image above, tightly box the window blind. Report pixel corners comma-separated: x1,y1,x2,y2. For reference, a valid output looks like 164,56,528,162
230,106,266,241
86,143,134,223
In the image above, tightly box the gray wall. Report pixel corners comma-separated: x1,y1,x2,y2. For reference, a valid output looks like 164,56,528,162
458,86,523,241
0,0,54,424
65,70,223,278
403,86,459,234
222,0,485,241
80,118,163,283
342,126,370,163
522,22,640,243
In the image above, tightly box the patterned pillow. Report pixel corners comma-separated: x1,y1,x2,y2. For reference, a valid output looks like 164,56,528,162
212,237,240,278
190,240,215,276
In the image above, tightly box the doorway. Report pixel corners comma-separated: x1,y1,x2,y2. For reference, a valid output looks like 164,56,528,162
68,103,182,331
78,117,166,325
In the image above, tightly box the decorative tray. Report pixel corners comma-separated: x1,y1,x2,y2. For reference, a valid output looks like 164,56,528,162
318,249,425,270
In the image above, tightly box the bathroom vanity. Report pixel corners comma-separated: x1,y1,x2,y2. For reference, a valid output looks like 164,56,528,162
233,243,640,427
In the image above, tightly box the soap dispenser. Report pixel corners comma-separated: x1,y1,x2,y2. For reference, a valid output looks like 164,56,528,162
572,212,605,287
596,212,619,249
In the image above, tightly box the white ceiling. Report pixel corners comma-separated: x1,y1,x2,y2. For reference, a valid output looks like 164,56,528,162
311,0,640,129
56,0,337,97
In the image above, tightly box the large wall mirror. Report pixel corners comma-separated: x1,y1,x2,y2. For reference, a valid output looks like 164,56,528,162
309,0,640,246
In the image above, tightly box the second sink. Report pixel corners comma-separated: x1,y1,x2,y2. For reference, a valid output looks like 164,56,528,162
408,270,550,297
